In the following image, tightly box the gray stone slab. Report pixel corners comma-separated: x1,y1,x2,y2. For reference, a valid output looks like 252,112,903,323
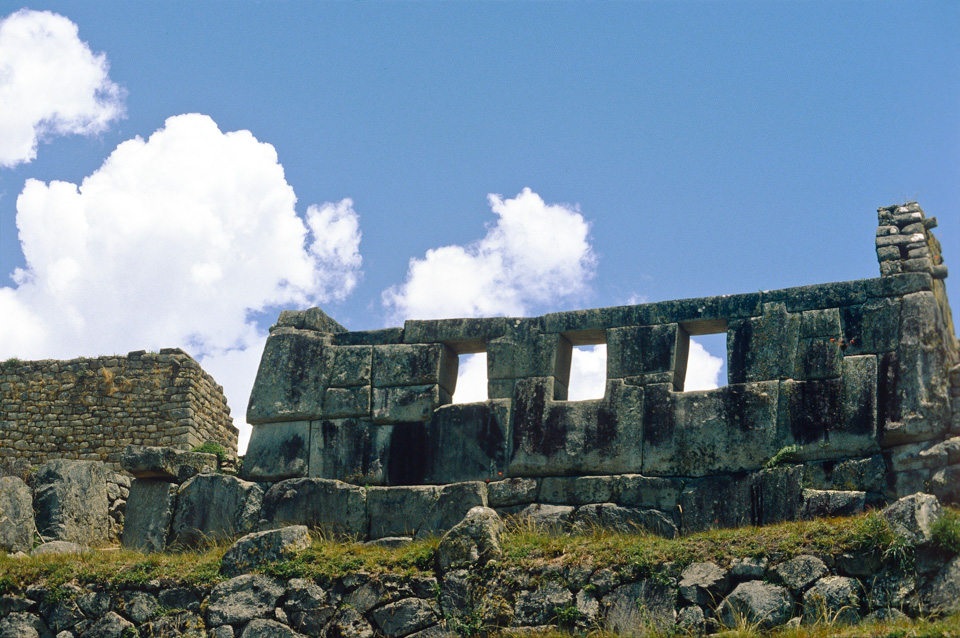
421,400,511,484
487,478,539,507
309,419,391,485
326,346,373,387
795,337,843,380
246,328,330,424
372,344,458,392
242,420,310,481
120,445,218,482
864,273,931,298
169,474,263,548
540,476,619,505
800,309,841,338
122,479,178,553
417,482,488,538
366,486,440,539
323,386,372,418
333,328,404,346
487,328,570,382
260,478,367,538
33,459,110,546
762,279,869,312
403,317,507,352
757,465,803,525
617,475,686,510
373,385,449,424
220,525,311,577
728,303,800,383
607,324,686,387
642,381,781,477
680,474,756,533
0,476,33,554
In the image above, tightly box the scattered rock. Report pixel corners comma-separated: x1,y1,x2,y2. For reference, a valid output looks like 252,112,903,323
515,582,573,627
220,525,311,577
676,606,706,636
205,574,285,627
602,580,676,635
863,607,909,624
283,578,336,636
31,541,88,556
115,591,159,625
120,445,217,482
240,618,306,638
514,504,574,533
326,607,375,638
79,611,134,638
729,557,767,580
880,492,943,545
0,612,49,638
717,581,794,630
436,506,504,572
771,555,828,593
802,576,861,624
679,562,730,607
369,598,439,638
922,554,960,614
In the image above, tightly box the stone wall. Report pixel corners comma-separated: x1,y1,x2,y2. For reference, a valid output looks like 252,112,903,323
243,203,959,531
0,348,238,471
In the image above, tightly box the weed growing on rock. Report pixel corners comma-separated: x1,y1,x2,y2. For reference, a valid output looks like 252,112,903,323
931,507,960,556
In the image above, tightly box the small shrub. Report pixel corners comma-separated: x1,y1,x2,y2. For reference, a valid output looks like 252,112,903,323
932,507,960,555
191,442,228,466
764,444,801,469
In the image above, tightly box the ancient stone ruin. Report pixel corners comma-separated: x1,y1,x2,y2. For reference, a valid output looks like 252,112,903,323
243,202,959,533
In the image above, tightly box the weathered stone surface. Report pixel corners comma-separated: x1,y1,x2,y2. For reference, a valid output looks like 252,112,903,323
867,567,916,610
206,574,285,626
0,611,49,638
607,324,685,386
373,385,449,424
602,580,676,634
879,492,943,545
140,611,207,637
367,486,439,538
802,455,886,492
40,594,84,632
323,386,372,418
419,482,488,538
247,327,330,424
802,576,861,624
618,475,685,510
772,555,829,593
284,578,336,636
573,503,677,538
863,607,909,624
221,525,311,577
33,459,110,546
730,557,768,580
31,540,87,556
169,473,263,548
373,345,457,393
370,598,439,638
679,474,755,533
436,506,504,572
240,618,305,638
261,478,367,538
757,466,803,525
515,581,573,626
540,476,618,505
799,489,865,519
515,504,575,533
242,420,311,481
80,611,134,638
487,478,538,507
718,581,794,630
0,476,33,554
309,419,392,485
115,591,159,625
422,401,511,484
643,382,781,477
120,445,217,482
676,605,706,636
403,317,506,350
930,465,960,505
122,479,178,552
679,562,730,607
922,554,960,614
327,608,375,638
728,303,800,383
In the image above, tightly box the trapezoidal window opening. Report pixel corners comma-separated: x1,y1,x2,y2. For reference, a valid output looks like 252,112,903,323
451,352,488,404
563,329,607,401
680,321,728,391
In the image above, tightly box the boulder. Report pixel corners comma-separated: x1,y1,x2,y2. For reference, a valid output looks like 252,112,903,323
771,555,828,593
802,576,861,624
602,580,676,634
922,554,960,614
880,492,943,545
169,473,263,548
205,574,285,626
676,605,706,636
140,612,207,637
31,541,88,556
729,557,768,580
799,489,866,519
0,476,33,554
240,618,306,638
369,598,439,638
283,578,336,636
514,504,575,533
80,611,134,638
326,607,375,638
221,525,311,577
573,503,677,538
260,478,366,538
514,581,574,626
120,445,217,482
717,581,794,630
122,479,178,552
32,460,109,546
436,507,504,572
0,612,49,638
679,562,730,607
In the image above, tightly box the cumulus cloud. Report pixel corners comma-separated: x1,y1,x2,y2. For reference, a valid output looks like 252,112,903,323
383,188,596,321
568,345,608,400
684,338,725,390
0,113,362,450
0,9,125,167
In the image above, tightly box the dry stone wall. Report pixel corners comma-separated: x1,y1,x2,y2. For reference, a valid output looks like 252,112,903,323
0,348,238,471
244,203,959,532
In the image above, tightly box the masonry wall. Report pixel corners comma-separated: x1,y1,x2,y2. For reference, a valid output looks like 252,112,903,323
0,348,238,471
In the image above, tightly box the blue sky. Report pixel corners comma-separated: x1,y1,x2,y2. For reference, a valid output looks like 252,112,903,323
1,2,957,451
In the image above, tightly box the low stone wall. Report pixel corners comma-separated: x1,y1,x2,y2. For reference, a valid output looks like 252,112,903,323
0,348,238,471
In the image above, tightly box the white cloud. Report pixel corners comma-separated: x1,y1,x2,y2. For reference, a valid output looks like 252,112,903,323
0,113,362,451
0,9,125,167
383,188,596,321
568,345,607,400
451,353,488,404
684,338,725,390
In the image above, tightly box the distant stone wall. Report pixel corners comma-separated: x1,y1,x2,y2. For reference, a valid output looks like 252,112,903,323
0,348,238,471
242,203,959,531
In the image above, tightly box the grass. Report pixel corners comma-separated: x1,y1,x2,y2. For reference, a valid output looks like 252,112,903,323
1,509,958,636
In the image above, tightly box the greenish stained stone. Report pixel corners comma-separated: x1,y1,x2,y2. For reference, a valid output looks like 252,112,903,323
487,379,516,400
302,307,348,333
840,297,901,355
247,328,330,424
607,324,687,388
421,400,512,484
800,309,841,338
641,381,781,477
322,386,372,419
796,337,842,380
680,474,757,533
372,384,449,424
728,303,800,383
540,475,620,505
243,420,311,481
634,293,763,325
403,317,507,352
333,328,404,346
864,273,931,298
618,475,686,510
309,419,392,485
372,344,458,393
487,320,571,383
326,346,372,387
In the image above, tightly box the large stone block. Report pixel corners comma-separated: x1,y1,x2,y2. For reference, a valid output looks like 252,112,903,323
120,445,217,482
728,303,801,383
800,309,841,338
247,328,329,424
0,476,33,554
540,476,619,505
372,344,457,393
309,419,392,485
840,297,901,355
618,475,686,510
242,420,310,481
373,385,449,423
487,328,571,389
757,465,803,525
642,381,781,476
366,482,487,539
260,478,367,538
323,386,372,418
403,317,507,352
421,400,511,484
795,337,842,380
607,324,688,390
680,474,756,533
33,459,110,546
326,346,373,387
333,327,404,346
122,479,178,553
508,378,644,476
169,474,263,548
